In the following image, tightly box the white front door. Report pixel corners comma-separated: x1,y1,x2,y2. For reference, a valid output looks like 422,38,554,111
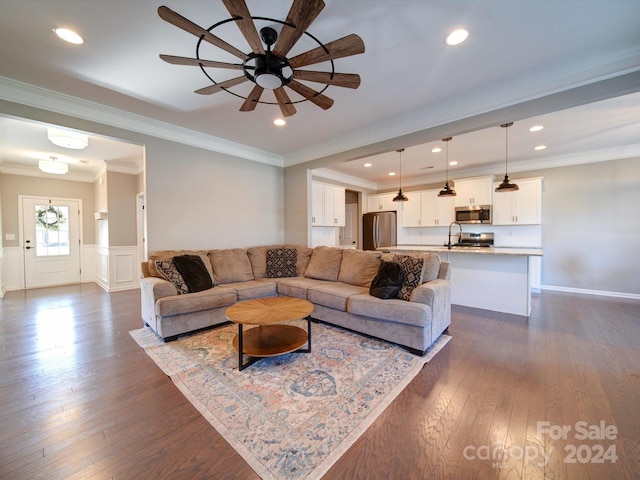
21,196,82,288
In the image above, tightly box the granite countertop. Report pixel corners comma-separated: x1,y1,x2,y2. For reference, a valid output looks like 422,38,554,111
382,245,544,256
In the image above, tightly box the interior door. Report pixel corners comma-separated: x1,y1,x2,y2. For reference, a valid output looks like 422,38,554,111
340,204,358,247
21,197,81,288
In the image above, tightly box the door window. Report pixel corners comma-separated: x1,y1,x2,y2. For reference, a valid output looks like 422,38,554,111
35,205,70,256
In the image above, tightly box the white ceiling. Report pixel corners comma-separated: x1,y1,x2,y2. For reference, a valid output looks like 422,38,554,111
0,0,639,183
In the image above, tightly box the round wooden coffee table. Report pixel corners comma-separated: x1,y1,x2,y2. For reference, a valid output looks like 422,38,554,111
224,296,314,370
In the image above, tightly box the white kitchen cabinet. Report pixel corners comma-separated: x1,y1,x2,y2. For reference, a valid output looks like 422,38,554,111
311,182,324,226
367,193,397,212
492,177,542,225
402,190,454,227
401,192,422,226
453,176,494,206
312,182,345,226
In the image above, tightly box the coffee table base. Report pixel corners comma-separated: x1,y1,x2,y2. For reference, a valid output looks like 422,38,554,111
232,317,312,371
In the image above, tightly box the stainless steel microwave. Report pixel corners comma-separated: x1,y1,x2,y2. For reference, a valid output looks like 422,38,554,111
455,205,492,224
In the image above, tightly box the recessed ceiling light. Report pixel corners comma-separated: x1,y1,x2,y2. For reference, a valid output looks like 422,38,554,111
273,118,286,126
534,145,547,151
363,163,372,167
445,29,469,46
53,28,84,45
432,147,442,153
388,172,396,176
449,161,458,166
529,125,544,132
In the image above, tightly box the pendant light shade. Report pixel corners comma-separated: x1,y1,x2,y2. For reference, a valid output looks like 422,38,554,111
438,136,457,197
495,122,519,192
392,148,409,202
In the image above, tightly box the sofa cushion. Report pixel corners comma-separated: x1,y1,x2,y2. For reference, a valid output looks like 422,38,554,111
155,286,238,317
413,253,441,282
172,254,214,293
348,293,432,328
154,258,189,294
209,248,254,284
307,282,368,312
148,250,214,282
222,280,278,301
369,260,404,299
337,249,382,287
394,254,425,301
304,246,343,281
266,247,298,278
277,277,330,299
247,245,313,279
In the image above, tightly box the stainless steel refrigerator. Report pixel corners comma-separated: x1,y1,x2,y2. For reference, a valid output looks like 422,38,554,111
363,211,397,250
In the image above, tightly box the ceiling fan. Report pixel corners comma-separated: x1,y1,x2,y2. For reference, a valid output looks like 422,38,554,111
158,0,365,117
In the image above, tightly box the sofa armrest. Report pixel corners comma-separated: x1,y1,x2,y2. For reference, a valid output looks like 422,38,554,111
410,279,451,336
140,276,178,329
141,276,179,299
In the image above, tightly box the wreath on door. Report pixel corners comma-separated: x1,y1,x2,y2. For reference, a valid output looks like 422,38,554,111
36,205,66,231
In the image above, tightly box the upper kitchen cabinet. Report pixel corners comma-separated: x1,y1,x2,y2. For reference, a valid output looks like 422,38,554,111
367,193,397,213
453,176,494,207
492,177,542,225
312,181,345,226
402,190,454,227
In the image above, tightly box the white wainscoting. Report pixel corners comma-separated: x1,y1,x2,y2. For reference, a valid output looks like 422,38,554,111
1,247,23,293
0,244,138,293
95,245,139,292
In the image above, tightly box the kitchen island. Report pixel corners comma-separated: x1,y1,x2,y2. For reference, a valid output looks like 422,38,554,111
382,245,543,316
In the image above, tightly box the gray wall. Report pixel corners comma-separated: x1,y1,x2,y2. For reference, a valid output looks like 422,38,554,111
1,173,95,245
106,171,137,246
517,157,640,295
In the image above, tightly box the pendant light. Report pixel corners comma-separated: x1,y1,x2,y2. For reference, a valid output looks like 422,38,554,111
438,137,456,197
495,122,519,192
392,148,408,202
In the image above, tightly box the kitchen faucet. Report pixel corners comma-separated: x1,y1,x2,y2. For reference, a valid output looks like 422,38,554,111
447,221,463,250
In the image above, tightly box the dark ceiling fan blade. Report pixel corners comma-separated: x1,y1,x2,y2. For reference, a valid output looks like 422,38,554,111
293,70,360,89
160,54,244,70
158,6,248,60
195,76,248,95
221,0,265,54
239,85,264,111
272,0,325,58
289,34,365,69
287,80,334,110
273,88,297,117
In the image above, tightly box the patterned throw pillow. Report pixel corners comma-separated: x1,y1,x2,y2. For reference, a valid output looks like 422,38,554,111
394,254,425,301
154,258,189,294
266,247,298,278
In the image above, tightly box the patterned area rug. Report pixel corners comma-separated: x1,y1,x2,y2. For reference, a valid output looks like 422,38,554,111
130,321,450,480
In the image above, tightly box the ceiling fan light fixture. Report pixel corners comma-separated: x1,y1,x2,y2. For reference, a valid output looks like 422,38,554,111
495,122,519,192
47,127,88,149
438,137,457,197
39,156,68,175
392,148,408,202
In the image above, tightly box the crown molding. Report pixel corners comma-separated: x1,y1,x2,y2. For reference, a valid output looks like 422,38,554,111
311,168,378,191
0,163,95,183
0,76,284,168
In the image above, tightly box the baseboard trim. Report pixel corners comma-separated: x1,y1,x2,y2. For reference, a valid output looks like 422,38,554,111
541,284,640,300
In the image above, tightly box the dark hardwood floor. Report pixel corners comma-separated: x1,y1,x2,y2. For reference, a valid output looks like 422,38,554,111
1,283,638,479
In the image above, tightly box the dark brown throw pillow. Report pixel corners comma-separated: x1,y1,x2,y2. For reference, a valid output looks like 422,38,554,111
369,261,404,299
266,247,298,278
172,254,214,293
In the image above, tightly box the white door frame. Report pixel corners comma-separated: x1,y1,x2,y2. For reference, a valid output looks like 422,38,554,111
136,192,147,262
18,195,84,289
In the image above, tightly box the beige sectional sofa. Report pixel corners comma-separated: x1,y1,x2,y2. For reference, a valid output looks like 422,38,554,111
140,245,451,355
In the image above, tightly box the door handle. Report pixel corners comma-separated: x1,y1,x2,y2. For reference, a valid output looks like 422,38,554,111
26,246,32,249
